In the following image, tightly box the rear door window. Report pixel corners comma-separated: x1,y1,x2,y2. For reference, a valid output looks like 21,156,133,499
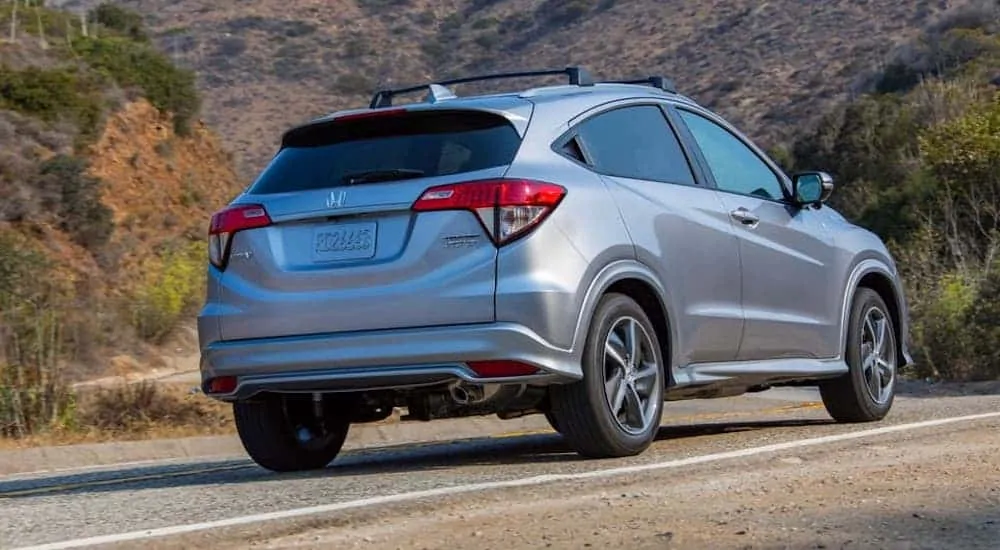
248,110,522,194
574,104,697,186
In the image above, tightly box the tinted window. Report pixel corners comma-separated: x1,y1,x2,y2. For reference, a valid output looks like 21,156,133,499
677,110,785,200
248,110,522,194
576,105,696,186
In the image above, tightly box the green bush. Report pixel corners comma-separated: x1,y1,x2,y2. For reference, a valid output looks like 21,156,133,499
0,231,77,438
780,15,1000,381
90,2,149,42
129,240,206,343
537,0,595,25
0,66,104,142
35,155,114,251
73,36,201,135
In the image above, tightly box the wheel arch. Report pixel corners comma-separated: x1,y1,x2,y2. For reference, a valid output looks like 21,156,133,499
572,260,677,383
841,259,911,368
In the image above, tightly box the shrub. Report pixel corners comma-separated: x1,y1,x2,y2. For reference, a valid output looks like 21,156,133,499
35,154,114,251
471,17,497,30
537,0,595,25
874,28,1000,95
0,66,104,143
215,36,247,58
73,36,201,135
0,231,76,438
333,72,374,95
129,240,206,343
80,381,227,435
90,2,149,42
474,31,500,48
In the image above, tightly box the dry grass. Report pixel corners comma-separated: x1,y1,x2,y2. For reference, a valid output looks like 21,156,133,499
117,0,973,177
0,382,233,450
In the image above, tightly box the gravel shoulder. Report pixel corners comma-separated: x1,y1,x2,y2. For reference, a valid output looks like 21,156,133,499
230,417,1000,550
3,389,998,549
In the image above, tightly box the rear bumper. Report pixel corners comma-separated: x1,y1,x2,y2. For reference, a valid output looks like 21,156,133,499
199,322,582,401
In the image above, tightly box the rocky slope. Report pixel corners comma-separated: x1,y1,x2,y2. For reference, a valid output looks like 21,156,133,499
47,0,974,177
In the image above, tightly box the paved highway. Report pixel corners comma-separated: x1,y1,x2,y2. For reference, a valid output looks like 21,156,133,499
1,387,998,550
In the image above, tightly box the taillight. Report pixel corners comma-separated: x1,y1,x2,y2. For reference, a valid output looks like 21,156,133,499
208,204,272,269
412,179,566,246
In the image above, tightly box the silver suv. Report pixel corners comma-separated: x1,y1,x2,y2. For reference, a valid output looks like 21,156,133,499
198,67,912,472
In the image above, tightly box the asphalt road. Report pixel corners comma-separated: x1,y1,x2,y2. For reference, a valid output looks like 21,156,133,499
1,387,998,550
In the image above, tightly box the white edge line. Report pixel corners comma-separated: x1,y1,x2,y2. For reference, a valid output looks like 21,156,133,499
12,411,1000,550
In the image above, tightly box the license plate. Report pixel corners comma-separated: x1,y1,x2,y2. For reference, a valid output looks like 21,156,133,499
311,221,377,263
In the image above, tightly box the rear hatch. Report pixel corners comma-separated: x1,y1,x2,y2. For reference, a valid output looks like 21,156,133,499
212,107,527,341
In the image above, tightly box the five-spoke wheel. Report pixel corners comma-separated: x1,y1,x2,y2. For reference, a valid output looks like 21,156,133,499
603,316,660,436
820,287,898,422
549,292,665,458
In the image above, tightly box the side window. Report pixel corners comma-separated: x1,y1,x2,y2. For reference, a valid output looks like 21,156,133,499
677,110,785,201
575,105,696,186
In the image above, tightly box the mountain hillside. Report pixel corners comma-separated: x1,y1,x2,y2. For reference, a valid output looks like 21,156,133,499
49,0,974,177
0,2,243,437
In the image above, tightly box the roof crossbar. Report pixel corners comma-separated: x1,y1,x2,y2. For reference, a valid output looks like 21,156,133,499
602,76,677,94
368,66,595,108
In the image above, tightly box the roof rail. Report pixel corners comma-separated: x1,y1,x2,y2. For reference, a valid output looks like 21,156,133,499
368,66,595,109
601,76,677,94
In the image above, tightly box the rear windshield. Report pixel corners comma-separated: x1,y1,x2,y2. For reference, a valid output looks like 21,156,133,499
247,110,522,194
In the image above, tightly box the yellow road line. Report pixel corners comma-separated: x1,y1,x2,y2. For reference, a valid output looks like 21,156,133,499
0,464,253,499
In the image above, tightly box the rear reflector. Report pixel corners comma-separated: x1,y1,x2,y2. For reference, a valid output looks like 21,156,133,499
208,204,272,269
467,360,540,378
206,376,238,394
412,179,566,246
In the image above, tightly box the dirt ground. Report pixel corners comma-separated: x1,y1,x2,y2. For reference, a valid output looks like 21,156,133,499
245,419,1000,550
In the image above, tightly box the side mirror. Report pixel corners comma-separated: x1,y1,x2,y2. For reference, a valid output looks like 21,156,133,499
792,171,834,206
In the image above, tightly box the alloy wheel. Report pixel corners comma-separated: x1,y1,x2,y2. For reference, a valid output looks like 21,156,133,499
602,316,660,435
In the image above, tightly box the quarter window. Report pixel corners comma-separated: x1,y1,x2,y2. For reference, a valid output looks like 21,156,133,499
677,110,785,201
575,105,696,186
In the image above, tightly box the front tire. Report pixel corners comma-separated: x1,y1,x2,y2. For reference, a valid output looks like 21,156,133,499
819,287,898,423
549,293,665,458
233,394,350,472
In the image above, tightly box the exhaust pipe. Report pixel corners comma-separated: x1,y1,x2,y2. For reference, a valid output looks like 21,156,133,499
449,382,497,405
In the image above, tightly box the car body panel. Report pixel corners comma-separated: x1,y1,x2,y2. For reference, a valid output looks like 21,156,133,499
197,80,912,403
213,173,504,342
713,192,840,361
599,175,745,366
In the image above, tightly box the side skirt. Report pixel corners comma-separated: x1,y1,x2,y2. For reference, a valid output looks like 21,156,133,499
665,357,848,401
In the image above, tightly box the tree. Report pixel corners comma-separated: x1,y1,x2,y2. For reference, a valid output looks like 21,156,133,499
8,0,19,43
33,1,47,50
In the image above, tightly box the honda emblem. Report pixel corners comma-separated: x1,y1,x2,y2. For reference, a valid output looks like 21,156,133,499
326,190,347,209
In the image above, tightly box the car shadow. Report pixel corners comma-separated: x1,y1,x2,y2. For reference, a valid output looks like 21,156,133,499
0,418,833,500
896,378,1000,398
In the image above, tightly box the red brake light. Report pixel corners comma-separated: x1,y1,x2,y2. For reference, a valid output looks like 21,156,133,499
412,179,566,245
335,108,407,123
208,204,272,269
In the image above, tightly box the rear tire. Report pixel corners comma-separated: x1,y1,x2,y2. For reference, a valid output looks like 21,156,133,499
543,410,561,433
819,287,898,423
233,394,350,472
549,292,665,458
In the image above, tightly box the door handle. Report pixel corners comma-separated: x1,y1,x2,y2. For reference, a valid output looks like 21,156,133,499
729,207,759,226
